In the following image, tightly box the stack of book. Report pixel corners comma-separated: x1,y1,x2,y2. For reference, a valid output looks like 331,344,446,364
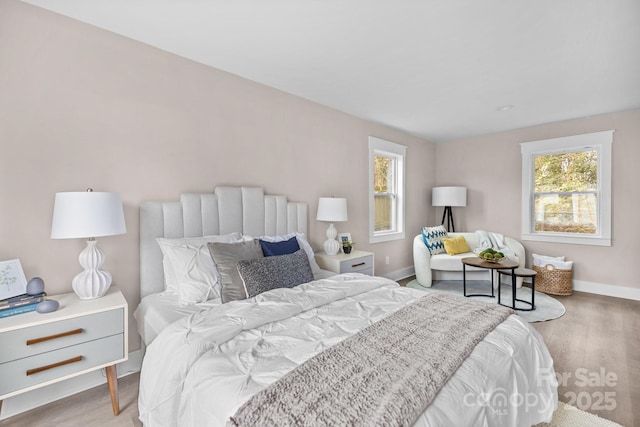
0,292,47,318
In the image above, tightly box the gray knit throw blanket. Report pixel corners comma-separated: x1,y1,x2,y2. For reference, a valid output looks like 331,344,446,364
229,292,514,427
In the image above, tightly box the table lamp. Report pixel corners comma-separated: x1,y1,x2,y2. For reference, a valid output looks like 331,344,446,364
316,197,348,256
432,186,467,232
51,189,126,299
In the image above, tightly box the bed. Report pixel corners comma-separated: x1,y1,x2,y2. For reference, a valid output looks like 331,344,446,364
135,186,557,427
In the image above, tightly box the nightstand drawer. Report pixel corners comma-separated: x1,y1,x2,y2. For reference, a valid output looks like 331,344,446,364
0,309,124,363
315,250,375,275
350,267,374,275
0,333,124,396
339,256,374,274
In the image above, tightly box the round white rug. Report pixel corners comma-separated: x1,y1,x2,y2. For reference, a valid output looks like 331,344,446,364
405,279,565,322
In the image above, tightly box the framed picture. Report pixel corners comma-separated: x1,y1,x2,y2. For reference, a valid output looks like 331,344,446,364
338,233,352,244
0,259,28,300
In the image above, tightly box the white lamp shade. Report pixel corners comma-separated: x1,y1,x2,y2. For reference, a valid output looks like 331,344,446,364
432,187,467,207
51,191,127,239
316,197,348,222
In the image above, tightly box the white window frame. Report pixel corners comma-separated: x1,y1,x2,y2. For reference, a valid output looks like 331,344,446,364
368,136,406,243
521,130,613,246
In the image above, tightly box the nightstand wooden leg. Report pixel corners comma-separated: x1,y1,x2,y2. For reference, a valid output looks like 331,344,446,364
105,365,119,416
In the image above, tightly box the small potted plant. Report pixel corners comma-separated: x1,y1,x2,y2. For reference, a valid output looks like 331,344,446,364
342,240,354,254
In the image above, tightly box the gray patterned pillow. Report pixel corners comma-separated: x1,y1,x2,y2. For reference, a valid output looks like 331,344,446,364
236,249,314,298
208,239,264,303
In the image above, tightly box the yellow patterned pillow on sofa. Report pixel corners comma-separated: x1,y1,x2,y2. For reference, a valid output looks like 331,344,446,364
442,235,470,255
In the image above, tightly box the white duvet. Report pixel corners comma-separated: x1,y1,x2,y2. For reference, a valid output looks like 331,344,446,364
138,274,557,427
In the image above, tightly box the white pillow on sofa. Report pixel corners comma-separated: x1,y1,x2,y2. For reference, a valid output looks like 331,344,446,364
156,232,243,304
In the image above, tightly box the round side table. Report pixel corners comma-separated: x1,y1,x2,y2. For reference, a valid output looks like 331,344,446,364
461,257,518,298
496,268,537,311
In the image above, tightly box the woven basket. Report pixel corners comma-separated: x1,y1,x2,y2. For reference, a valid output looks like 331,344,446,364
533,264,573,296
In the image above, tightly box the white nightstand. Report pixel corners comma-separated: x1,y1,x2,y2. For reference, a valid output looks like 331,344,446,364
315,250,375,275
0,287,128,416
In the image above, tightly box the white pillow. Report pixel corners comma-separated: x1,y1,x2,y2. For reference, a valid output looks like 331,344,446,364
536,259,573,270
156,232,242,303
243,232,321,274
532,253,565,262
161,244,217,305
532,253,566,267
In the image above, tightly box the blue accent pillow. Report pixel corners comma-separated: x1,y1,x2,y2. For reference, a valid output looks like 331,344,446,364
421,225,448,255
259,236,300,257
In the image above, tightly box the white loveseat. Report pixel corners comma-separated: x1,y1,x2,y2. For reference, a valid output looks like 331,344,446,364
412,231,526,288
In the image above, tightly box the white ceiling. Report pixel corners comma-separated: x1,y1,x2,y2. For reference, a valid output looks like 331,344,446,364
22,0,640,142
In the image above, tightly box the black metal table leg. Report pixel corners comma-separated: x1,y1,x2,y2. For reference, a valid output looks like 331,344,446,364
496,268,537,311
461,258,516,298
491,270,495,297
531,275,536,310
463,263,467,296
511,267,516,309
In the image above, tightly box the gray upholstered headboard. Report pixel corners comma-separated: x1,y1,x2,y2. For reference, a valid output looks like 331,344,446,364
139,186,308,298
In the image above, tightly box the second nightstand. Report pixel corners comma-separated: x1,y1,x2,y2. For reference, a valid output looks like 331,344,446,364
315,250,374,275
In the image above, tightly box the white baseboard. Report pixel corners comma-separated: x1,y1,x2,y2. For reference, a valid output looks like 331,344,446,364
0,349,144,421
573,280,640,301
381,266,415,281
382,267,640,301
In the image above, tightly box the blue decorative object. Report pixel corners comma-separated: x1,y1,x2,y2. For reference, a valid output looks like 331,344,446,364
421,225,448,255
26,277,45,295
36,299,60,314
259,236,300,257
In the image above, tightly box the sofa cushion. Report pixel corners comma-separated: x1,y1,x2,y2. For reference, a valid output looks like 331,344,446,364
442,235,470,255
431,252,477,270
421,225,448,255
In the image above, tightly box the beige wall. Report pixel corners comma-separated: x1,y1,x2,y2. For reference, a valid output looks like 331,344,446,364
436,108,640,291
0,1,437,351
3,0,637,356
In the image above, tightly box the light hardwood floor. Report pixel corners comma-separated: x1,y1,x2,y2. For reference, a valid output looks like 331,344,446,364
1,282,638,427
531,290,640,427
0,372,142,427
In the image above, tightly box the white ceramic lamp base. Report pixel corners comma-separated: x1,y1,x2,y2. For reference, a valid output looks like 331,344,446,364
322,223,341,256
72,239,113,300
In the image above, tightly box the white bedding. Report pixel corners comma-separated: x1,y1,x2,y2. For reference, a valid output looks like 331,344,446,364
134,293,222,346
134,269,336,346
138,273,557,426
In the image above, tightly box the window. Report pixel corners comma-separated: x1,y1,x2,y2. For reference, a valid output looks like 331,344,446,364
521,130,613,246
369,137,406,243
